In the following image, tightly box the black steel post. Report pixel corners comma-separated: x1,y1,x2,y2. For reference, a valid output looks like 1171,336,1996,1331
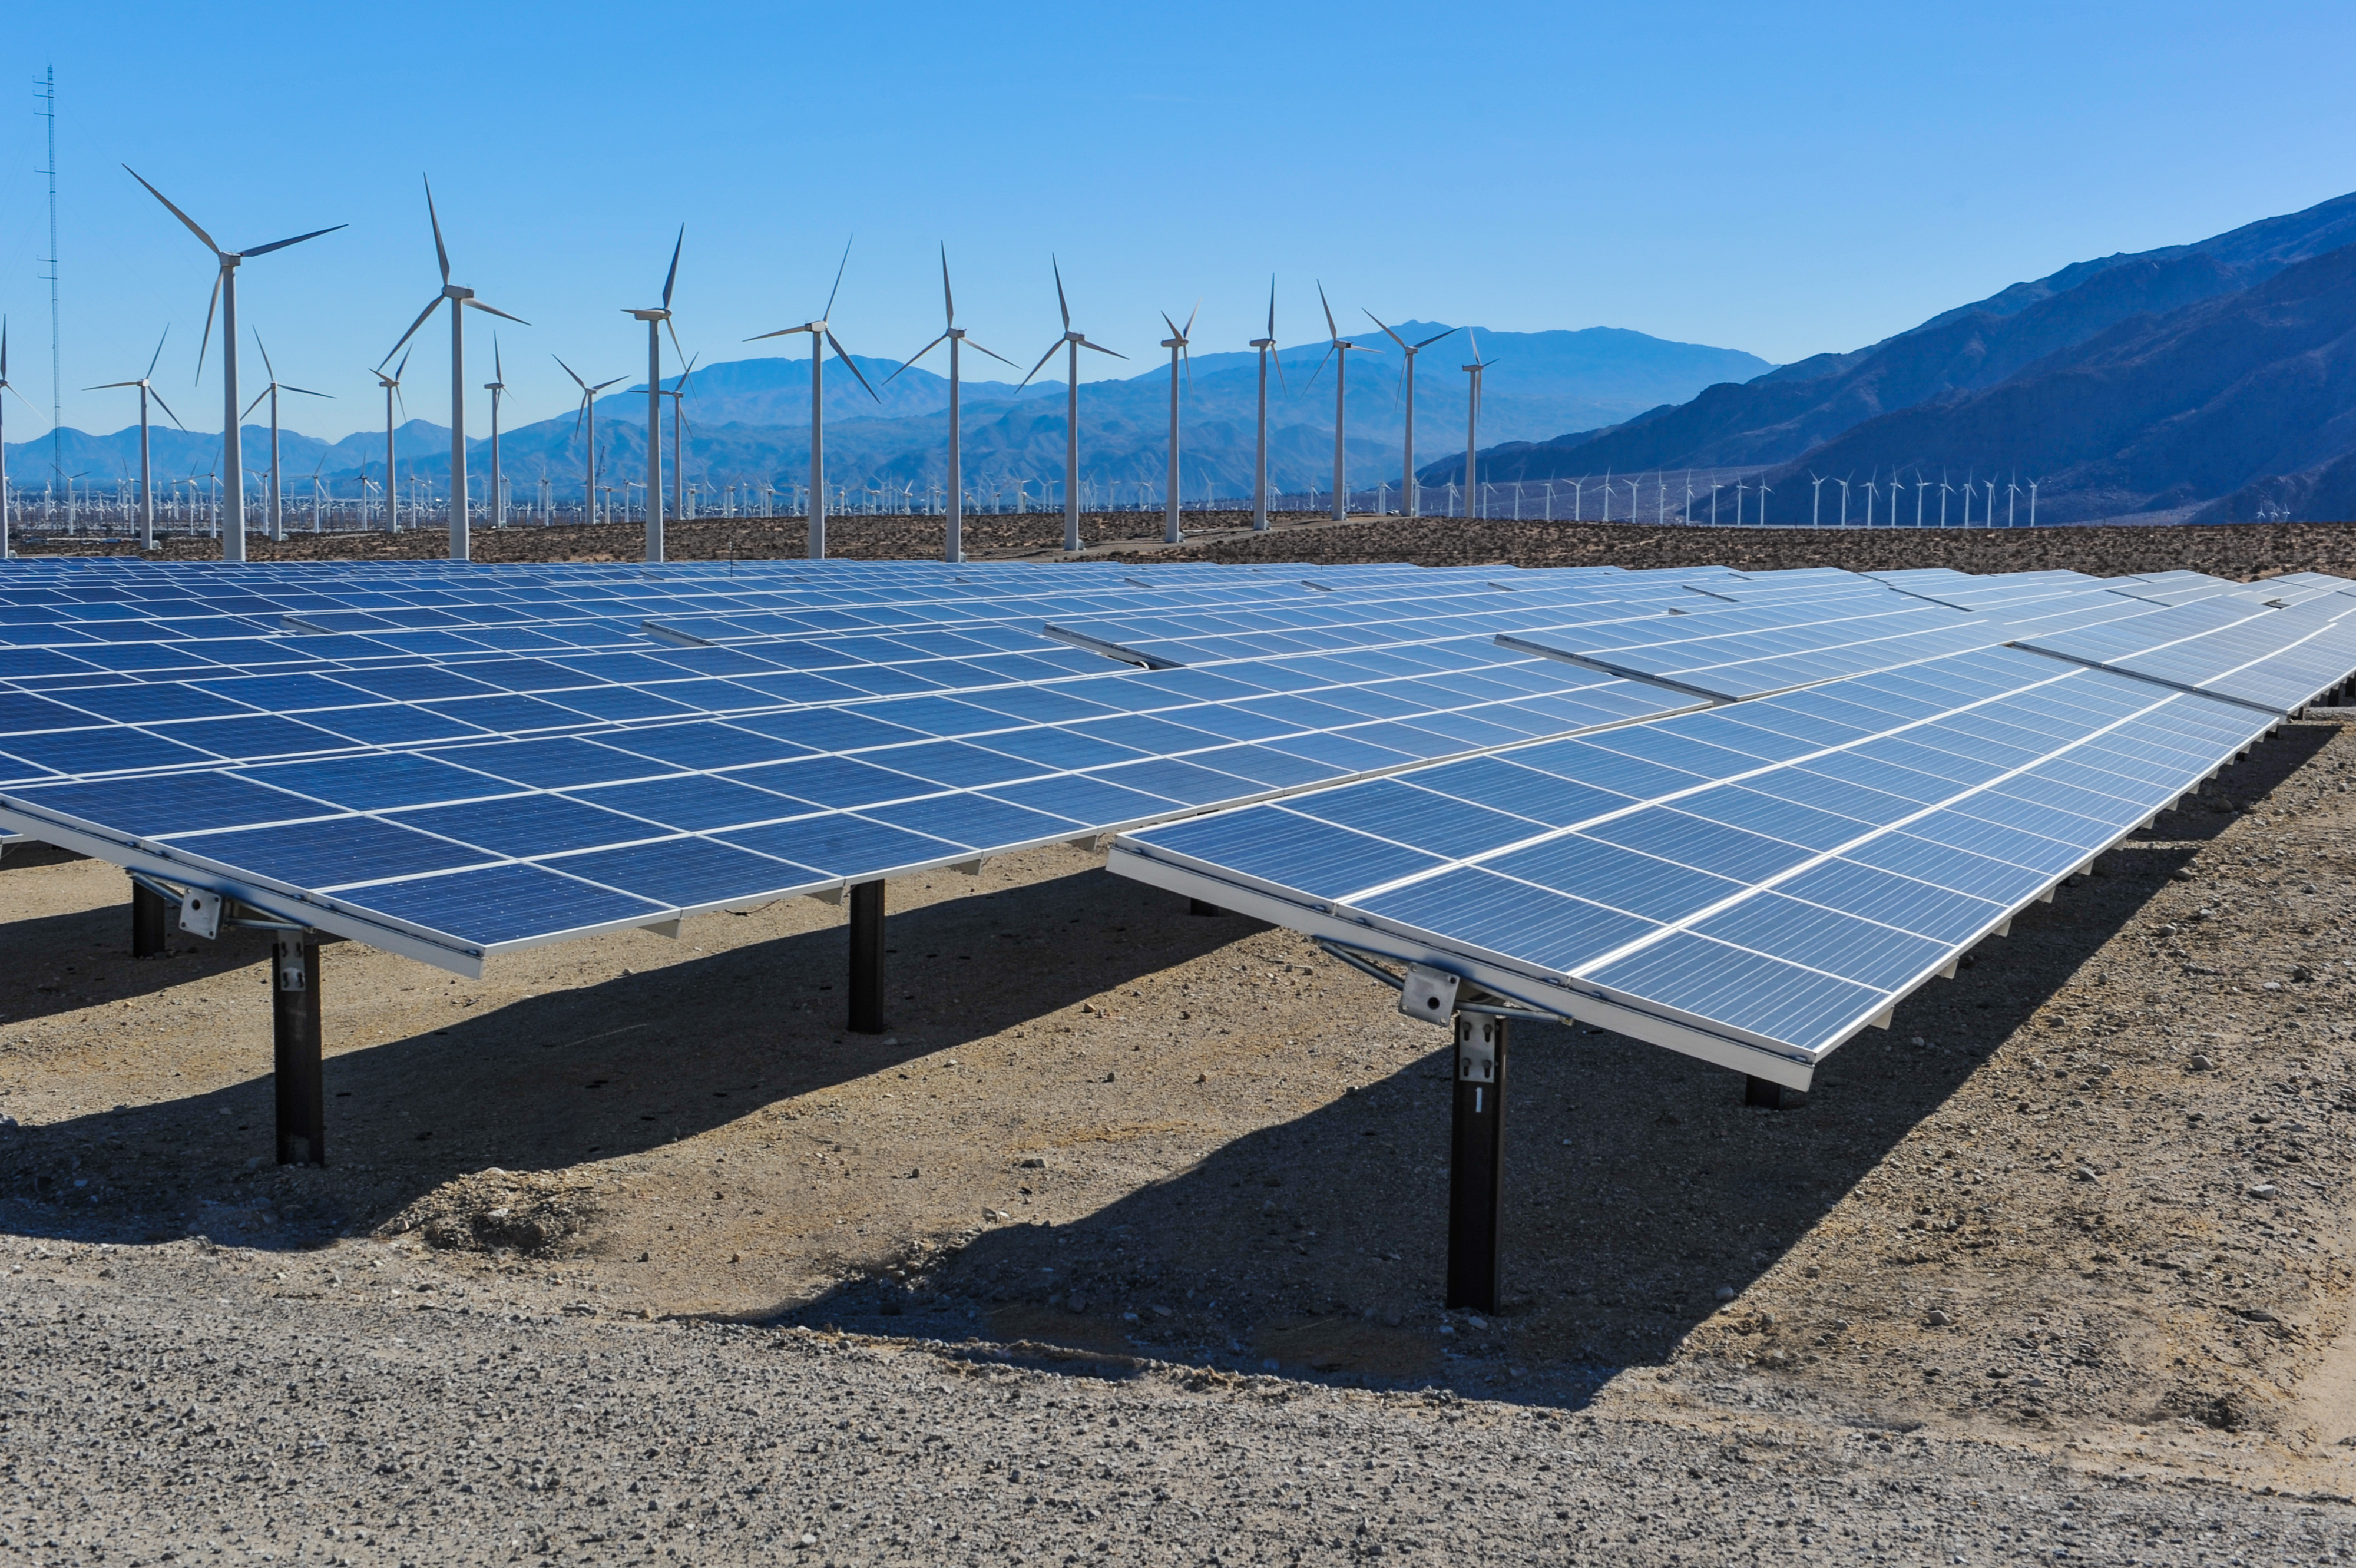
1446,1012,1507,1312
1187,898,1225,917
131,881,170,958
1745,1075,1804,1110
848,880,885,1035
272,931,325,1166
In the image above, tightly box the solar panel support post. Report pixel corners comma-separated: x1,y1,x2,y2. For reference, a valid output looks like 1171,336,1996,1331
131,880,170,959
848,880,886,1035
1447,1011,1505,1314
272,931,325,1167
1187,898,1225,917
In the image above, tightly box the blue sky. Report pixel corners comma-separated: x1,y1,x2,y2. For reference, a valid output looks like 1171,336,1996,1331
3,1,2351,441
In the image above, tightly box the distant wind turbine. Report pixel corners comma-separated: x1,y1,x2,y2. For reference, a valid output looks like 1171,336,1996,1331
1366,312,1457,518
555,356,626,525
239,332,330,542
1808,471,1825,527
483,338,508,528
1015,256,1124,554
375,176,523,561
123,165,342,563
1835,473,1852,527
624,227,685,562
370,349,412,531
1158,302,1197,544
87,326,185,550
1249,280,1285,532
1458,332,1499,521
885,246,1013,564
1303,283,1374,521
747,237,884,561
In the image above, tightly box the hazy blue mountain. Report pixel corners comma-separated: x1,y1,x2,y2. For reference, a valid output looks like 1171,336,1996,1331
1423,190,2356,510
6,323,1769,504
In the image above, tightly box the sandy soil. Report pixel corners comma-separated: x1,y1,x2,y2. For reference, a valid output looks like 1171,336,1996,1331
21,512,2356,578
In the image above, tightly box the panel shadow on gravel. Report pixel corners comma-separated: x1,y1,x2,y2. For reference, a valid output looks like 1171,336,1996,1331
765,726,2341,1408
0,865,1243,1255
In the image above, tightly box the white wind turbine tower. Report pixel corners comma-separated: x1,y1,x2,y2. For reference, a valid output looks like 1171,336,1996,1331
1303,283,1375,521
624,227,685,562
376,176,527,563
0,319,35,558
884,246,1012,564
87,326,184,550
483,338,508,528
369,349,412,532
1249,280,1285,532
1938,472,1953,527
1157,302,1197,544
747,238,884,561
1835,473,1852,527
1014,256,1125,554
555,357,626,525
123,166,342,563
653,352,699,525
1915,474,1929,527
1459,331,1500,520
1808,472,1826,527
239,332,330,542
1365,312,1457,519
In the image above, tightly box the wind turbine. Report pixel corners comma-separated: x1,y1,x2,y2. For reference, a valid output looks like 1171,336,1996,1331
1014,256,1125,554
239,332,330,542
376,176,526,562
369,349,412,531
1158,302,1196,544
86,326,185,550
2027,478,2040,527
747,237,883,561
1756,481,1771,525
1365,312,1456,520
884,246,1012,564
555,356,626,526
1808,472,1826,527
122,166,342,563
1459,331,1500,522
1915,474,1929,527
1864,468,1878,527
1938,472,1953,527
1835,473,1852,527
623,226,685,562
483,338,507,528
0,319,34,558
1304,283,1375,521
654,352,699,525
1961,468,1974,526
1249,279,1286,532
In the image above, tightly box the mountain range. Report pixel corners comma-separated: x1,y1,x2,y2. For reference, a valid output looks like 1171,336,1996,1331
1432,191,2356,524
4,326,1771,507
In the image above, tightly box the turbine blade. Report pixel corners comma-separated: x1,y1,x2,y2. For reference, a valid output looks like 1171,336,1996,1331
283,386,332,399
423,174,450,283
940,243,955,326
822,235,853,321
1160,310,1180,339
396,346,413,379
240,386,269,422
145,324,170,381
254,329,277,383
553,354,590,392
494,336,504,383
591,376,626,392
664,315,686,365
1077,337,1126,360
1272,347,1288,396
826,331,881,401
883,332,952,384
744,325,805,342
964,338,1017,369
1266,275,1276,340
85,379,143,390
240,224,345,259
661,224,683,310
463,298,528,325
194,270,222,386
381,297,445,369
1414,326,1459,348
148,389,186,431
1052,254,1070,330
123,166,222,255
1303,340,1336,393
1317,280,1338,341
1017,339,1062,388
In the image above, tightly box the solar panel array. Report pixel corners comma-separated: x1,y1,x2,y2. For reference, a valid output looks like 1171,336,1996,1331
6,554,2350,1087
1110,563,2356,1089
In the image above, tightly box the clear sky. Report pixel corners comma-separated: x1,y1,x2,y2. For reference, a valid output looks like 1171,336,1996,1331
2,0,2350,442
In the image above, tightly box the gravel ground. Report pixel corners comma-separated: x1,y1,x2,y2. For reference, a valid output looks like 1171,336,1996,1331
19,512,2356,579
5,1238,2353,1567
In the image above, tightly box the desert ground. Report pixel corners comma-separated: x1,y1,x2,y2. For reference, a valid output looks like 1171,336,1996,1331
5,520,2356,1563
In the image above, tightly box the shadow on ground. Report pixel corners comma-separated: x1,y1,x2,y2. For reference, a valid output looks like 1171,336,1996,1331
761,726,2334,1407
